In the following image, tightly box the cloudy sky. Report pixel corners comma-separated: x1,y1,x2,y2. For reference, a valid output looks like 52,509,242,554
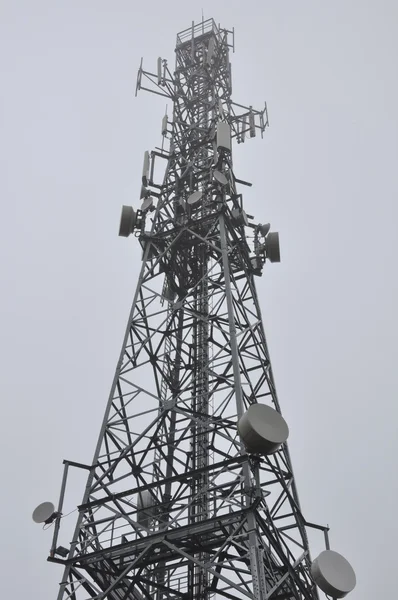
1,1,397,598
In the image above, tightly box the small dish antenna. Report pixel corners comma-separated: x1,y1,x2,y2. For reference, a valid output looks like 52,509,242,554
187,191,202,206
141,196,154,213
140,185,150,199
213,170,228,186
258,223,270,237
32,501,56,524
231,208,249,227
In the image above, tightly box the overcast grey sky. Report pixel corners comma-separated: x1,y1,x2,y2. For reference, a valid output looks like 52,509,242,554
1,1,397,598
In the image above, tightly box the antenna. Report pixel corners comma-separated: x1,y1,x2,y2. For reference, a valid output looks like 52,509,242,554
157,57,162,85
249,108,256,138
213,169,228,186
258,223,271,237
218,98,225,119
161,114,168,136
238,404,289,454
119,205,137,237
32,502,57,524
141,196,154,212
187,190,202,206
217,121,231,151
311,550,356,598
265,231,281,263
142,151,150,186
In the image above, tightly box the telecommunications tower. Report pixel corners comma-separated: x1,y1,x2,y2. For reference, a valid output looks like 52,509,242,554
34,18,356,600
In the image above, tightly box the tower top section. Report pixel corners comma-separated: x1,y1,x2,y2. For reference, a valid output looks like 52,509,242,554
135,18,268,146
175,18,234,50
130,18,275,275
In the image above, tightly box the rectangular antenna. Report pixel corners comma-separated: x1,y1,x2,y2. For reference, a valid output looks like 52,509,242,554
161,114,168,136
142,151,150,185
249,110,256,138
218,99,225,119
207,37,216,65
149,152,155,184
157,57,162,85
217,121,231,151
240,115,247,143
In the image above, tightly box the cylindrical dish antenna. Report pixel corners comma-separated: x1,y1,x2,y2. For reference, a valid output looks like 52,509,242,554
265,232,281,263
119,206,137,237
311,550,356,598
238,404,289,454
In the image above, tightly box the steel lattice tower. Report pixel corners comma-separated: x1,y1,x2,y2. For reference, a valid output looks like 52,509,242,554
44,19,356,600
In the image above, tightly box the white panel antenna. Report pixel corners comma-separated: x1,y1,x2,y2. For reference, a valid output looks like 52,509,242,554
142,151,150,186
218,99,225,119
157,57,162,85
249,110,256,138
216,121,231,151
241,115,248,143
162,114,168,136
207,37,216,65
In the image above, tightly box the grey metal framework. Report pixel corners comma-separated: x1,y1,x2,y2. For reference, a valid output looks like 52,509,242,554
49,19,330,600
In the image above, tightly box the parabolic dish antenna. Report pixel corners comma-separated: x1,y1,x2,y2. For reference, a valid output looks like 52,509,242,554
311,550,356,598
141,196,154,212
187,191,202,206
213,170,228,186
238,403,289,455
119,206,136,237
32,501,55,524
140,185,149,199
258,223,271,237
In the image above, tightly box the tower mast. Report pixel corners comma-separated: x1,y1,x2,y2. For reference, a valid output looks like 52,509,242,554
41,18,356,600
